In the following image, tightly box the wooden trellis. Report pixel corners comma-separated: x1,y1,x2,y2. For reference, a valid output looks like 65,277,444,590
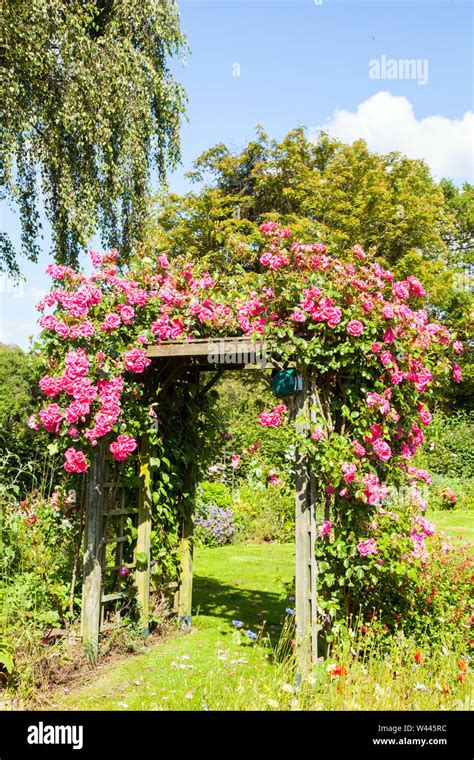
81,337,320,675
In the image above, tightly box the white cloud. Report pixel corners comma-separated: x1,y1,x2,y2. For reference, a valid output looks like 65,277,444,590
315,91,473,181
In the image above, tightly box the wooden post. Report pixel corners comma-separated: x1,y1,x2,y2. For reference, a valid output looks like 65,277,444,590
177,510,194,630
176,371,199,630
135,437,152,636
295,370,318,681
81,447,105,655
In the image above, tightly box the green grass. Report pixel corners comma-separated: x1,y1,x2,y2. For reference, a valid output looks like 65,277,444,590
428,508,473,545
53,544,296,711
50,519,472,712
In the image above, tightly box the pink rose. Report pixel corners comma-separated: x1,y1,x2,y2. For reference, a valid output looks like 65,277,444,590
39,403,63,433
341,462,357,484
231,455,240,469
352,244,366,260
452,362,462,383
100,313,121,331
109,435,137,462
123,348,151,374
311,427,326,441
64,447,88,473
418,404,432,427
118,305,135,324
318,520,332,536
346,320,364,337
372,438,392,462
352,441,366,458
357,538,379,557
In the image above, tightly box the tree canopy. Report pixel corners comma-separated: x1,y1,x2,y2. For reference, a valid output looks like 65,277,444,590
0,0,187,275
148,129,472,405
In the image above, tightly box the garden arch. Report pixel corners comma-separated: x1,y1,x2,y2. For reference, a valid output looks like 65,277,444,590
81,336,319,674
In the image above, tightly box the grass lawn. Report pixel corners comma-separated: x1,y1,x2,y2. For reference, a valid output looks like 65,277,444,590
49,509,472,712
428,508,473,545
53,544,295,711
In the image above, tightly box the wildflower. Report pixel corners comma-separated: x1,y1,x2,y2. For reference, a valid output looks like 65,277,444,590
232,620,243,628
285,608,294,615
246,630,257,640
328,664,347,677
414,651,422,664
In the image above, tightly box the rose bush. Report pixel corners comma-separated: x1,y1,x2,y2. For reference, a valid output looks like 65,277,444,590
33,222,464,627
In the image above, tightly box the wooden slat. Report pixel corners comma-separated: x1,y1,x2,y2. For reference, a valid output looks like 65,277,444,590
101,592,125,603
102,536,128,545
105,508,138,517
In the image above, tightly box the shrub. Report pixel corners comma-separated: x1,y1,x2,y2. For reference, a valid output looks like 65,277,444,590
232,484,294,543
417,412,474,480
197,481,232,510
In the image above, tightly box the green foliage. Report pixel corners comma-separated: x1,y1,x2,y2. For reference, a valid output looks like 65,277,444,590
317,497,472,648
0,343,60,497
0,0,187,272
150,129,472,407
197,481,232,510
416,412,474,480
232,484,294,544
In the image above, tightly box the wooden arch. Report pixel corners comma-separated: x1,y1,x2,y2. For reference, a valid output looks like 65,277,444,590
81,337,319,675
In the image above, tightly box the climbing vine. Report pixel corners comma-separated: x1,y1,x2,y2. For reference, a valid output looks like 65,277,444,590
32,222,464,627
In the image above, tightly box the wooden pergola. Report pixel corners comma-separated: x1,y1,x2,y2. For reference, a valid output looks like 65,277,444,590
81,337,319,674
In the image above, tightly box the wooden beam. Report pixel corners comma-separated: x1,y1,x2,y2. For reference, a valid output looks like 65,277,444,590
81,447,105,655
146,337,266,361
135,437,153,636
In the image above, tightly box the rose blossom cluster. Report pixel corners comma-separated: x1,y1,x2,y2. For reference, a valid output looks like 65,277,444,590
34,222,462,528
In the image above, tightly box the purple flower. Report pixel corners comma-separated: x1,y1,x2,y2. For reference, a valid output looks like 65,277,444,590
232,620,243,628
246,630,257,640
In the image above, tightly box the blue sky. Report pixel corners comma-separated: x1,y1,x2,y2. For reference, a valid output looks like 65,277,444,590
1,0,472,348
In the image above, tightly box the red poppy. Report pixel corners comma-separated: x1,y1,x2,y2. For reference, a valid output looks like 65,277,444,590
414,651,422,664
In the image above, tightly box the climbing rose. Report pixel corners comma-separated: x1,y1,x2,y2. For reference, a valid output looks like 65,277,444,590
372,438,392,462
352,441,366,458
39,376,62,397
311,427,326,441
418,404,432,427
341,462,357,484
109,435,137,461
318,520,332,536
346,319,364,336
64,447,88,473
39,403,63,433
357,538,379,557
352,244,366,259
100,313,121,331
123,348,151,374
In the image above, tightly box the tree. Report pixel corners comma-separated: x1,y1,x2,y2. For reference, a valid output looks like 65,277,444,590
148,129,472,406
0,0,187,275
